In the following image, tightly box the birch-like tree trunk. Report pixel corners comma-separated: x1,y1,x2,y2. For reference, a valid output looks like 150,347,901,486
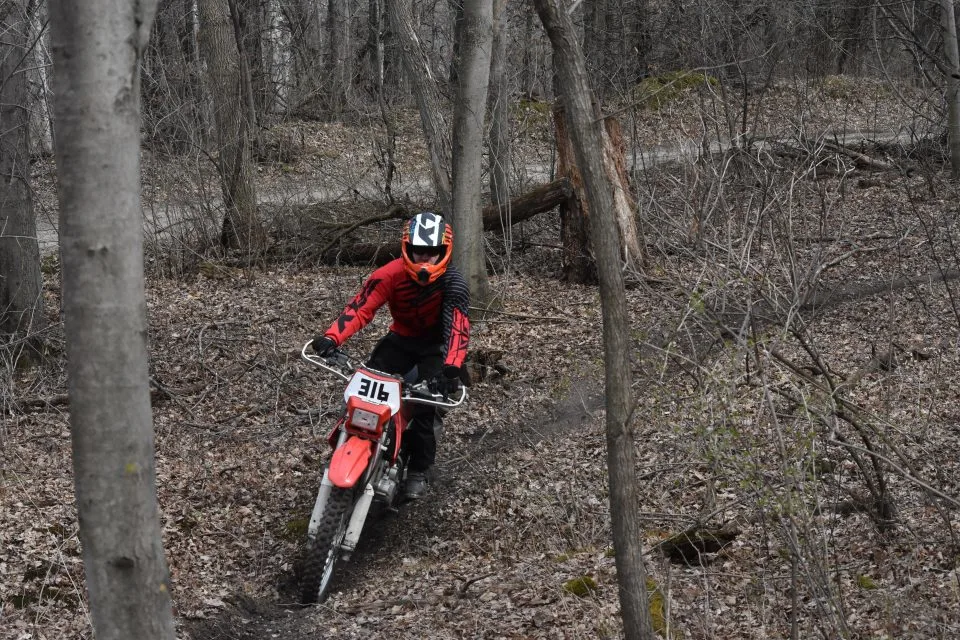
533,1,655,638
27,4,54,156
198,0,267,255
451,0,493,306
0,0,45,356
387,0,453,214
941,0,960,179
47,1,176,638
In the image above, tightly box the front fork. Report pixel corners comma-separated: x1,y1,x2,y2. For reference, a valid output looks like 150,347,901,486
307,429,393,560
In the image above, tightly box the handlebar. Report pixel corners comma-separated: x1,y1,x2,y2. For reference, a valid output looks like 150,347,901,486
301,340,468,408
301,341,355,380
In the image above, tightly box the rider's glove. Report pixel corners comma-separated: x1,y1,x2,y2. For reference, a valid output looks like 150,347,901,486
312,335,337,357
435,365,464,397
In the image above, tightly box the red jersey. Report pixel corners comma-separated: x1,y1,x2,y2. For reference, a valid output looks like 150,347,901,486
323,258,470,368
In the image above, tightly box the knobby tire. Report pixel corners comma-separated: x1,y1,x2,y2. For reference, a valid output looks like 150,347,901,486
300,487,352,605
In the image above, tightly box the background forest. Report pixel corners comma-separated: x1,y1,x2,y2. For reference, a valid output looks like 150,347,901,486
4,0,960,638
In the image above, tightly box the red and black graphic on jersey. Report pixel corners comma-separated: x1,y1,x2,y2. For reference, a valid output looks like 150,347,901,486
331,277,383,342
323,259,470,364
444,307,469,368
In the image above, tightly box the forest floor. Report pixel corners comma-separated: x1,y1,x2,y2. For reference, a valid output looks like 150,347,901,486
5,75,960,639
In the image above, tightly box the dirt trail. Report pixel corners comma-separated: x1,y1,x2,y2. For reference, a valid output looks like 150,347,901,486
183,375,604,640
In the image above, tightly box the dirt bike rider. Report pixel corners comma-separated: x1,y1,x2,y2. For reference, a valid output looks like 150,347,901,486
312,212,470,500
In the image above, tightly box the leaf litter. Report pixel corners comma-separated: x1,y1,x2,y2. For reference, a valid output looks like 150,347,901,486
4,80,960,639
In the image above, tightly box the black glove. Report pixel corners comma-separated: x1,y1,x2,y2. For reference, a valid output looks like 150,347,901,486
435,365,464,397
312,335,337,357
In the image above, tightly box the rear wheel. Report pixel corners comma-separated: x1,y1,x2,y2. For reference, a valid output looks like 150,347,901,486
300,487,352,604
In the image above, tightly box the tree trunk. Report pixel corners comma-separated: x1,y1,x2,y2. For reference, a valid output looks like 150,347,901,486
553,102,596,283
0,0,45,356
237,0,271,120
27,4,54,156
583,0,608,98
327,0,352,118
363,0,385,97
451,0,494,306
448,0,466,85
288,0,325,113
198,0,267,256
553,100,643,274
261,0,286,114
487,0,511,224
228,0,263,153
941,0,960,179
47,1,176,638
521,3,536,96
836,0,870,74
386,0,453,214
602,114,643,264
532,2,656,639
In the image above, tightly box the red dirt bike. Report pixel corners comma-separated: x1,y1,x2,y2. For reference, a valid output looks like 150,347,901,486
298,340,467,605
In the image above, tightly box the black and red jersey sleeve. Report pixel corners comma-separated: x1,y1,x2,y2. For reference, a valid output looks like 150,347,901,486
323,264,395,346
441,267,470,368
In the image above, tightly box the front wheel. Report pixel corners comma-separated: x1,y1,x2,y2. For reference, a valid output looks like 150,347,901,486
300,487,352,604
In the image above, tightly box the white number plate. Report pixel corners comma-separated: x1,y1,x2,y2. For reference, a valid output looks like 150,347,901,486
344,370,401,413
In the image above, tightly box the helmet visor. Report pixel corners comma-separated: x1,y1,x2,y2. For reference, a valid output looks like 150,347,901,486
406,243,445,262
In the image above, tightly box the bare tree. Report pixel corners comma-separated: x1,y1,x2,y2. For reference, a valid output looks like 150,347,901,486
47,1,176,638
583,0,612,96
327,0,353,117
487,0,511,225
533,1,655,638
0,0,45,357
451,0,494,305
229,0,263,142
199,0,267,255
145,0,205,151
387,0,453,214
26,1,54,156
941,0,960,178
362,0,385,97
287,0,326,113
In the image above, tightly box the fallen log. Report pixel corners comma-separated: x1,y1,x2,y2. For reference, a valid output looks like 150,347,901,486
317,178,572,265
822,140,899,172
480,177,572,229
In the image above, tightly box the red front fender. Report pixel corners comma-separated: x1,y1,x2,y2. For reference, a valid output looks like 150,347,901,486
328,436,375,488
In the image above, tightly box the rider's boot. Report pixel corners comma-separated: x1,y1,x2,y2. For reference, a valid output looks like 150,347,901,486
402,469,430,501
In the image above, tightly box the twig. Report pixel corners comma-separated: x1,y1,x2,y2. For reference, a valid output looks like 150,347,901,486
826,438,960,509
457,572,496,596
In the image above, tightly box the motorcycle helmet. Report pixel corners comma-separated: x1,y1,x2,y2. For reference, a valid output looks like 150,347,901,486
401,212,453,285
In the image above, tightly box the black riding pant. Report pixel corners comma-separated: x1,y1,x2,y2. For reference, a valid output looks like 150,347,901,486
366,332,443,473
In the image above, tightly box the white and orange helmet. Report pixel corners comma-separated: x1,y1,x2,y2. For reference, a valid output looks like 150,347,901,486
400,212,453,285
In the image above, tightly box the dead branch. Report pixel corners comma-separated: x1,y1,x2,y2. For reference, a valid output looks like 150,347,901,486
821,140,899,172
